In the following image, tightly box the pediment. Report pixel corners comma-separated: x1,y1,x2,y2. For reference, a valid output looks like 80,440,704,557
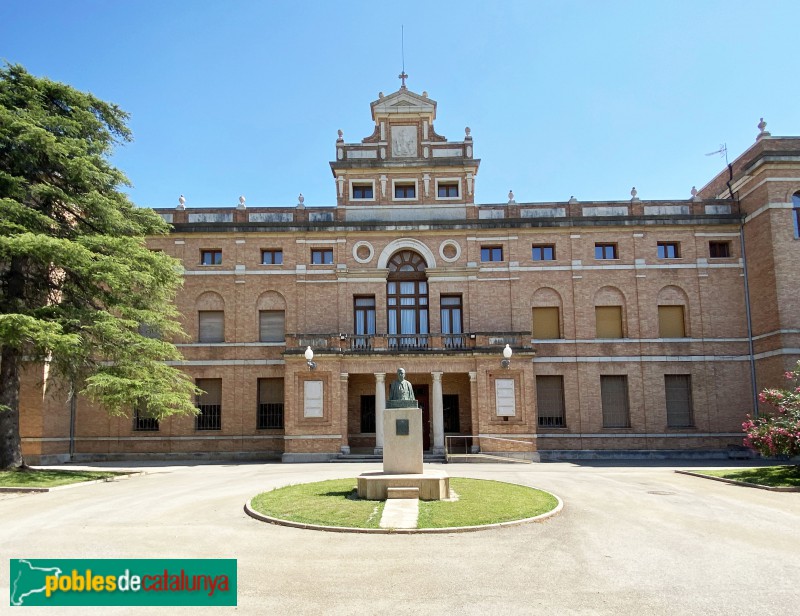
371,88,437,119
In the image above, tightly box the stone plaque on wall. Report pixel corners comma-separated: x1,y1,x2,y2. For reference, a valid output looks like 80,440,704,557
391,125,417,157
303,380,323,417
495,378,516,416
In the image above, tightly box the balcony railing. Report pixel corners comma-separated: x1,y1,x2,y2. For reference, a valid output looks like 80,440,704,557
388,334,429,351
285,332,533,355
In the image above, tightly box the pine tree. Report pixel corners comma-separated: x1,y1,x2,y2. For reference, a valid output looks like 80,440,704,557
0,64,197,469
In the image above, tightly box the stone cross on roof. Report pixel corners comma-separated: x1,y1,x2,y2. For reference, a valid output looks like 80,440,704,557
398,71,408,89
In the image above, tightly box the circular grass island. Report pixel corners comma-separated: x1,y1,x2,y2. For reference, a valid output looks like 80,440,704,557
245,477,561,533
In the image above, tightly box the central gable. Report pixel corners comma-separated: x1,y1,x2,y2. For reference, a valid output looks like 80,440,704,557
371,89,437,121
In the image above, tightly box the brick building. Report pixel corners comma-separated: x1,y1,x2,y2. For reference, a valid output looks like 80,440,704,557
20,85,800,463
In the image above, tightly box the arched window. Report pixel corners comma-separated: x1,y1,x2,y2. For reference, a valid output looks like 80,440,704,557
387,250,428,349
792,192,800,238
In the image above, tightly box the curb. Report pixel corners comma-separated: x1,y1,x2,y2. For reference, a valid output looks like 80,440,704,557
0,471,144,494
244,488,563,534
675,470,800,492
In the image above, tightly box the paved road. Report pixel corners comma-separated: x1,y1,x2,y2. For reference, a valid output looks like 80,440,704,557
1,461,798,615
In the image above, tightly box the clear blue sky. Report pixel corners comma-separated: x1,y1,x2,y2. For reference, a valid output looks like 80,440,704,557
3,1,799,208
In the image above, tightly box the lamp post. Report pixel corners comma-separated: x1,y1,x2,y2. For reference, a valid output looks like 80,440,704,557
501,344,512,369
304,346,317,370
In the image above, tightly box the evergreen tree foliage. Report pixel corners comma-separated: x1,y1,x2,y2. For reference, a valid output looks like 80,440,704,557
0,64,197,469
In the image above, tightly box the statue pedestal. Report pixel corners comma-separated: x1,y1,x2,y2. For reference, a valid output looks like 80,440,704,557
383,407,423,474
357,404,450,501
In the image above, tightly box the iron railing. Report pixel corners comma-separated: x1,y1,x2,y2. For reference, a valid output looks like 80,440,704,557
257,403,284,429
196,404,221,430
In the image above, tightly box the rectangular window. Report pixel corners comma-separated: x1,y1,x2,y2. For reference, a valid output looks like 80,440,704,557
196,378,222,430
594,243,618,259
133,405,159,431
443,394,460,432
441,295,463,347
709,241,731,258
360,395,376,433
657,242,680,259
257,378,284,429
311,249,333,264
531,244,555,261
601,375,630,428
198,310,224,343
532,307,560,339
480,246,503,262
354,296,376,339
658,305,686,338
665,375,693,428
437,182,459,198
595,306,623,338
259,310,285,343
536,376,565,428
394,183,416,199
352,183,374,199
261,249,283,265
200,250,222,265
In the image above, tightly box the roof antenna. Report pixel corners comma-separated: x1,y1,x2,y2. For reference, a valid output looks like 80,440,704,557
398,25,408,89
705,143,728,165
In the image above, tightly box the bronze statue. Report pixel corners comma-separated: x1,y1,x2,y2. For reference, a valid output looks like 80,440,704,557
389,368,415,402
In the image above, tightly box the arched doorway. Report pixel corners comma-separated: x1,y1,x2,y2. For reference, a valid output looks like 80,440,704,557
387,250,428,350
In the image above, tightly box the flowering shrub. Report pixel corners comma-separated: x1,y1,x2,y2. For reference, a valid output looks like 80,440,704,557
742,361,800,459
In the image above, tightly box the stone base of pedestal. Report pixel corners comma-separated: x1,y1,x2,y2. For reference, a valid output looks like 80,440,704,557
357,470,450,501
383,407,423,474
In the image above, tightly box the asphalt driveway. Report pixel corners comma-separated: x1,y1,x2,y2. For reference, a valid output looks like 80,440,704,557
1,460,798,615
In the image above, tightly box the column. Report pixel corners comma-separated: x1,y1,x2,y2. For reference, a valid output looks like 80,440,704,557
468,371,479,453
339,373,350,455
431,371,445,455
374,373,385,454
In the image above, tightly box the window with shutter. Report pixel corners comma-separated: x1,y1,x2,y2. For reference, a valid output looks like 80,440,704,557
601,375,630,428
665,375,693,427
257,378,284,429
532,307,560,339
595,306,623,338
658,305,686,338
259,310,285,343
536,376,565,427
198,311,224,343
196,378,222,430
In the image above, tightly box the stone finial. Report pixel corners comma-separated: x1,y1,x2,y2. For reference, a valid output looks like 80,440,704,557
297,193,305,208
630,187,639,201
237,195,246,209
378,91,384,99
691,186,700,201
757,117,771,140
422,91,428,98
508,190,516,204
337,129,344,142
568,195,578,204
465,126,472,139
177,194,186,210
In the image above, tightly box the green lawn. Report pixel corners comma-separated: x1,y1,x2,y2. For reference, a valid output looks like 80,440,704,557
251,478,385,528
697,466,800,488
250,477,559,529
418,478,558,528
0,468,126,488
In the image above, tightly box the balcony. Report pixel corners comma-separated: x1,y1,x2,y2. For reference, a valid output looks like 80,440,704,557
284,332,532,355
